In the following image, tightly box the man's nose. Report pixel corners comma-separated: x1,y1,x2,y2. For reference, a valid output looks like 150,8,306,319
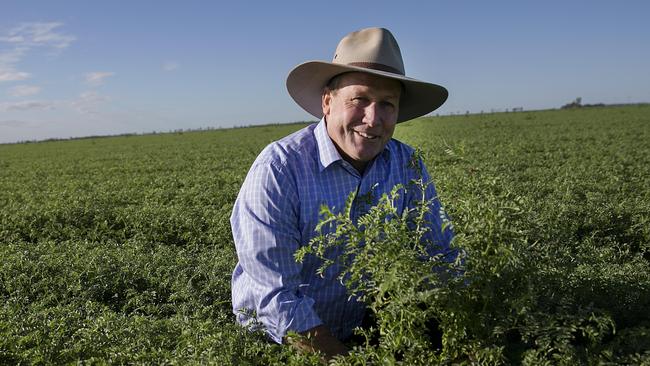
363,103,381,127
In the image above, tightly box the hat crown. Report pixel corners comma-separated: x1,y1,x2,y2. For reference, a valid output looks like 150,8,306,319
332,27,405,76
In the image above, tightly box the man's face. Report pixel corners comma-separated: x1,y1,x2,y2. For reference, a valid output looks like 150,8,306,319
322,72,401,172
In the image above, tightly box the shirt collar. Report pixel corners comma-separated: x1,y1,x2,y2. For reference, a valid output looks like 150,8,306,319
315,118,340,171
315,117,393,173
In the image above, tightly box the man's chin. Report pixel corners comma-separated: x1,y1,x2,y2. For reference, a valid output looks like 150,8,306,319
351,151,380,164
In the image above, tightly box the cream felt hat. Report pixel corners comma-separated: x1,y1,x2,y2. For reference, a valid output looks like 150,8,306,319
286,27,448,123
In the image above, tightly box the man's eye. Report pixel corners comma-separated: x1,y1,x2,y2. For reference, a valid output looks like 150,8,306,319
381,101,395,109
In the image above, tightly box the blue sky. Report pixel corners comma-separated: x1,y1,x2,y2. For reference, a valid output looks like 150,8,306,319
1,0,649,143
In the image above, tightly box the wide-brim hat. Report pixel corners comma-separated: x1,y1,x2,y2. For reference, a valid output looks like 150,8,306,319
286,27,448,123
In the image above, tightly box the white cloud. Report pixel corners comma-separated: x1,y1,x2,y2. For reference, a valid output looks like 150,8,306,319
85,71,115,86
0,90,111,116
0,69,30,82
71,91,110,114
8,85,41,97
0,48,31,81
0,22,75,83
163,61,179,71
0,22,76,49
0,47,27,65
0,100,55,112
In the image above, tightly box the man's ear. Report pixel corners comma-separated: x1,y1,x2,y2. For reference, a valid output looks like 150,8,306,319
322,89,331,117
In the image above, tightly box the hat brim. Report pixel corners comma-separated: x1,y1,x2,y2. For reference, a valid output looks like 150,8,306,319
286,61,448,123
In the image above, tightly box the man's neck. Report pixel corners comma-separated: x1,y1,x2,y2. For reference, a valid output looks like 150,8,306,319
323,117,370,174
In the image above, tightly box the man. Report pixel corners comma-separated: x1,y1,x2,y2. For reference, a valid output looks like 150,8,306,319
231,27,454,360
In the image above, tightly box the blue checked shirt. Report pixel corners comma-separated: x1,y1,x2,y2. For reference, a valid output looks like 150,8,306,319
230,118,454,343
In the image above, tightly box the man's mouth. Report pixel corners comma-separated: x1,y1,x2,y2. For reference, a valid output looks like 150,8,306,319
355,131,379,140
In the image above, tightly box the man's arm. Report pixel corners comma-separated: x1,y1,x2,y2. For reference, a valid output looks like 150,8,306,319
231,157,324,342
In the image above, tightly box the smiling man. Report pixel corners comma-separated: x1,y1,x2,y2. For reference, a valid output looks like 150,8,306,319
230,27,454,360
323,72,401,173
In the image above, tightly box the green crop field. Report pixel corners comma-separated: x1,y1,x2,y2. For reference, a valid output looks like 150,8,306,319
1,105,649,365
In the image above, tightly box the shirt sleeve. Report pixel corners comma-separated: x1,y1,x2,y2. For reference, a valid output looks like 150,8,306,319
230,157,323,343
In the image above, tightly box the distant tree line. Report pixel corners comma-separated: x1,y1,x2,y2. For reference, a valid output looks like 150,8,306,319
561,97,605,109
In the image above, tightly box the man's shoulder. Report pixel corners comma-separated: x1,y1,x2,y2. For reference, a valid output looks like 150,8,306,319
255,123,318,168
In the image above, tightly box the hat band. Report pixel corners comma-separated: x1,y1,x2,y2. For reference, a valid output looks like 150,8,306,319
347,62,403,75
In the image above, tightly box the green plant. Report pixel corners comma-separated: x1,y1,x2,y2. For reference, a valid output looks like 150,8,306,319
0,105,648,364
295,175,467,365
